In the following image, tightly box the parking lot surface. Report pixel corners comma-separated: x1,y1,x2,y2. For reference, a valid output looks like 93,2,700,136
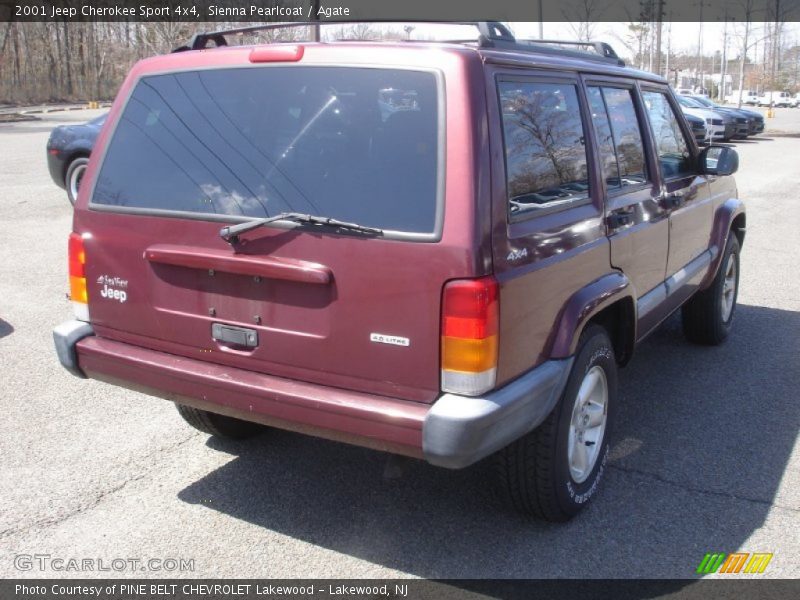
0,108,798,579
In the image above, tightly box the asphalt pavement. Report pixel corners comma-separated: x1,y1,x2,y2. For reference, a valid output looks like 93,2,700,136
0,107,798,580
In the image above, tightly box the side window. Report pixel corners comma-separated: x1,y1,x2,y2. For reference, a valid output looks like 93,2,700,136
642,91,694,178
498,80,590,216
587,86,648,190
586,87,618,187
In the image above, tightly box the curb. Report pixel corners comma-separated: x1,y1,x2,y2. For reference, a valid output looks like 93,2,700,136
18,103,112,116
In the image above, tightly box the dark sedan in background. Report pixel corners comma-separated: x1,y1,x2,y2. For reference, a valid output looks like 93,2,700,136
688,95,765,136
677,96,739,140
46,113,106,205
684,112,708,145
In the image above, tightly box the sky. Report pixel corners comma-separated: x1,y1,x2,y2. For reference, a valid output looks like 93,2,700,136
406,22,800,59
514,22,800,53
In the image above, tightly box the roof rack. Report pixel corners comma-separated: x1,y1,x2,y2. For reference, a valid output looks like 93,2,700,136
173,21,515,52
172,21,624,67
488,38,625,67
518,39,620,59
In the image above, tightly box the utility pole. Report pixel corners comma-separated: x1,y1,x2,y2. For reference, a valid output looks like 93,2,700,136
712,51,717,89
654,0,664,76
538,0,544,39
736,2,752,108
795,36,799,90
771,0,781,94
720,15,728,101
696,0,704,93
311,0,320,42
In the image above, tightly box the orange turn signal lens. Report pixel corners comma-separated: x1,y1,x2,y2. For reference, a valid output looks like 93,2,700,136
69,275,88,304
440,277,499,396
441,335,498,373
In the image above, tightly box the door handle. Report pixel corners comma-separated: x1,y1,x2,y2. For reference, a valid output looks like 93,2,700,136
211,323,258,348
607,212,633,229
145,244,332,285
661,191,685,209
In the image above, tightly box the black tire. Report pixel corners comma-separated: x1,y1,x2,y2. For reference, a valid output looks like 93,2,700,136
65,156,89,206
682,234,740,345
494,325,617,521
175,403,264,439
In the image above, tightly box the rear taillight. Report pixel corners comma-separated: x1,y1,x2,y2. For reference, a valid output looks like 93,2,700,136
441,277,499,396
68,232,89,321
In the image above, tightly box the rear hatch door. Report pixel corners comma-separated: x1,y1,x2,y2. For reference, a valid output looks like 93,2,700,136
78,61,465,403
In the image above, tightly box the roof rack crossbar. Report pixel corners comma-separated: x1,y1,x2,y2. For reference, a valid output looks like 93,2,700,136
173,21,517,52
516,39,621,59
172,21,624,67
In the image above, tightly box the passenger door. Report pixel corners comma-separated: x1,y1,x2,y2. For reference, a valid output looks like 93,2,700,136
640,88,713,306
583,79,669,308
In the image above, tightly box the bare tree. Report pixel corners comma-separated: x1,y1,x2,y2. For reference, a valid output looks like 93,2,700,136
765,0,793,95
0,21,11,60
653,0,665,76
323,23,378,41
561,0,610,42
613,22,651,71
3,16,794,107
733,0,762,106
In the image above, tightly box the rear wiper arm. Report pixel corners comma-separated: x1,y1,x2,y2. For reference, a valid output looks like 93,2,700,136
220,212,383,245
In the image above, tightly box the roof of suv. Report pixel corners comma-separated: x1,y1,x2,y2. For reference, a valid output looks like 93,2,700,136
474,45,666,83
168,21,667,85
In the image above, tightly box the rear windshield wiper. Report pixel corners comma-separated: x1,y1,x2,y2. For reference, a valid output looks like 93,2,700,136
220,212,384,245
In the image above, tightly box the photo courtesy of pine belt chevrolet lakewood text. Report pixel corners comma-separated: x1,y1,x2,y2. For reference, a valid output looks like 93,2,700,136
53,21,745,522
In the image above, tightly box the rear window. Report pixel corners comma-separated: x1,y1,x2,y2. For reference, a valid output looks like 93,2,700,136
92,67,440,235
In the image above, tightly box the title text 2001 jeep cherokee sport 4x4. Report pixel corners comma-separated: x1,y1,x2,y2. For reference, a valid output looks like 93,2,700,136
53,22,744,521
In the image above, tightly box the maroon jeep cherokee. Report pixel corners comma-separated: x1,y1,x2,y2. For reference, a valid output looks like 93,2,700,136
53,22,744,521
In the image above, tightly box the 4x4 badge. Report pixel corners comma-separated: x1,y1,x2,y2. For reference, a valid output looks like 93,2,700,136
507,248,529,262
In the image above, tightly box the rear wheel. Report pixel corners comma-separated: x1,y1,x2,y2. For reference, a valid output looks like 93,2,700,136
175,403,264,439
682,234,740,345
65,156,89,206
494,325,617,521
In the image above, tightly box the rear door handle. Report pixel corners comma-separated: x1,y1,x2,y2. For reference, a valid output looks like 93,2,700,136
661,191,685,209
145,244,332,285
607,212,633,228
212,323,258,348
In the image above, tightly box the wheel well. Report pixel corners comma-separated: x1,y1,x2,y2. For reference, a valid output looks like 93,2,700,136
585,297,635,366
731,213,746,247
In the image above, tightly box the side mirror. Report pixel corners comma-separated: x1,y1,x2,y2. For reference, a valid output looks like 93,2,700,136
699,145,739,176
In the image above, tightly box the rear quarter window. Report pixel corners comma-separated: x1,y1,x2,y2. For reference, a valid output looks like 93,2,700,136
497,79,590,217
91,66,441,235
